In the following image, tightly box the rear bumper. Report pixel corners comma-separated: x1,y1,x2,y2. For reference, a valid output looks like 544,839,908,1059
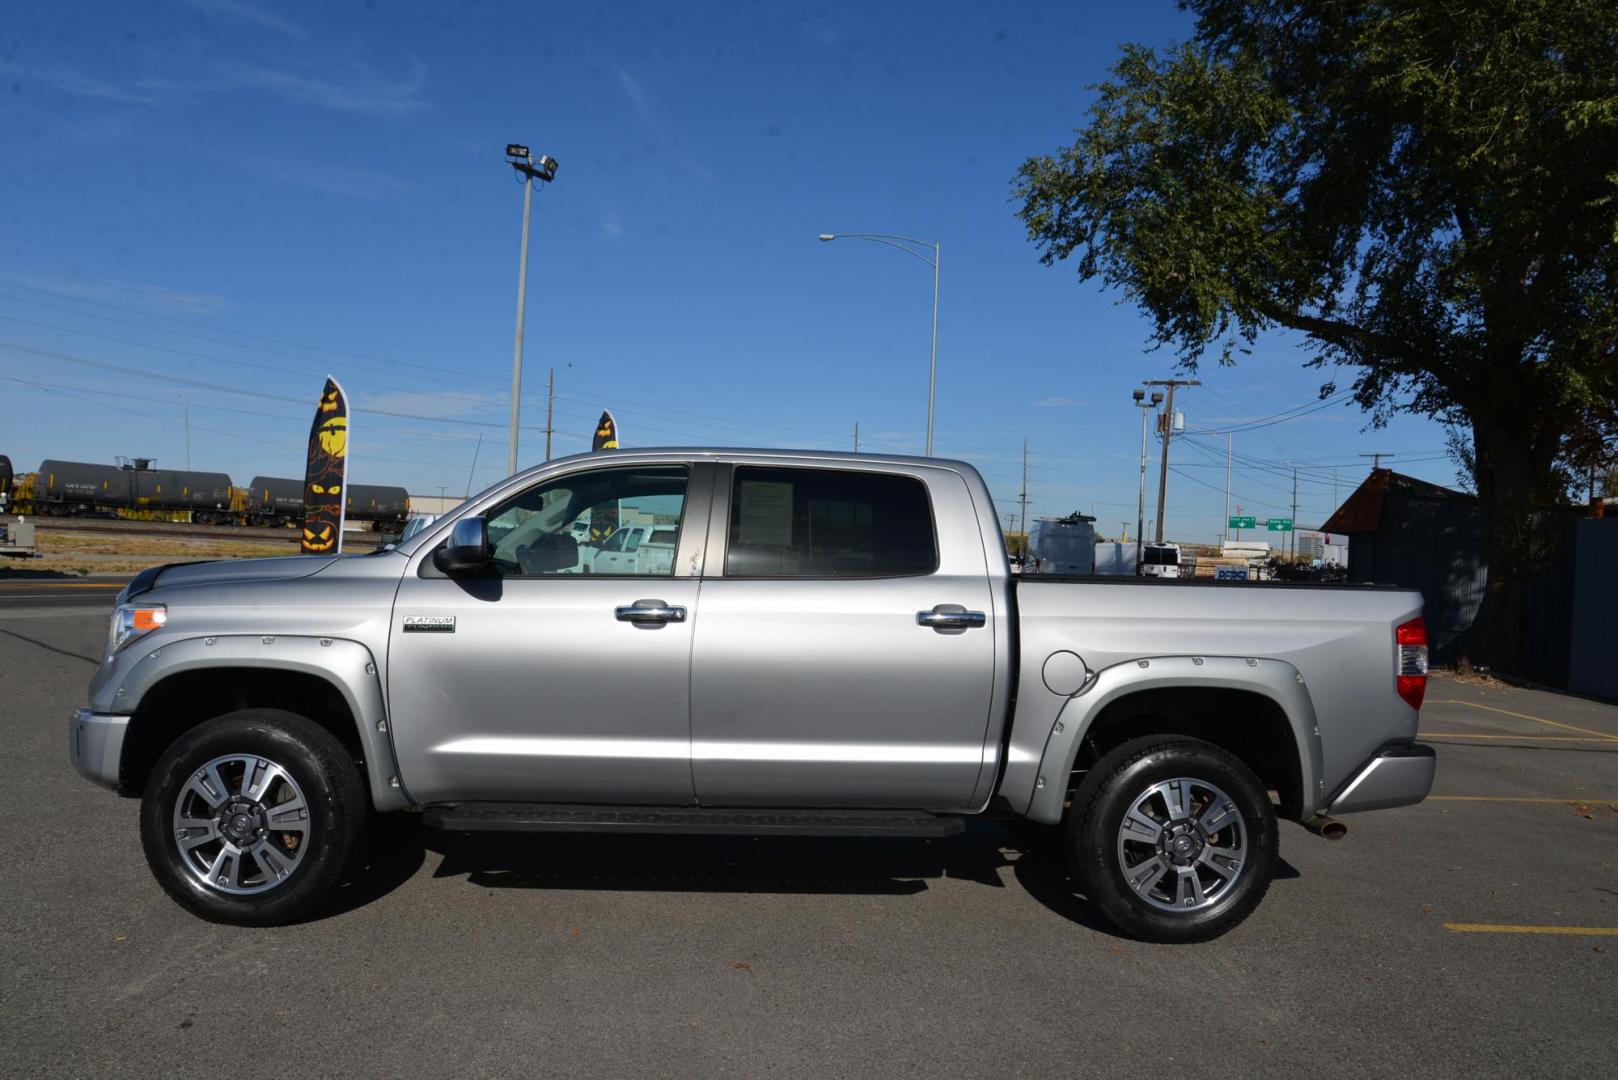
70,708,128,791
1326,744,1436,814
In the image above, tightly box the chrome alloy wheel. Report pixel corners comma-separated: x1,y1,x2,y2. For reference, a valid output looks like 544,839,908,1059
1114,776,1247,912
171,754,311,896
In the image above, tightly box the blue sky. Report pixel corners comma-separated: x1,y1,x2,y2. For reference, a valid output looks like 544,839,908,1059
1,0,1458,542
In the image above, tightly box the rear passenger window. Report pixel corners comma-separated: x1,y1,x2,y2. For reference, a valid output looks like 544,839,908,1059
725,467,937,578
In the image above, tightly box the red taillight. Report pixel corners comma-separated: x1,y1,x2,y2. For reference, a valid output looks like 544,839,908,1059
1396,615,1428,710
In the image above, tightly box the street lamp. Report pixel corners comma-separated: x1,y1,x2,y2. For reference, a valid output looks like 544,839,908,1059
1131,388,1163,571
505,143,559,476
819,232,941,456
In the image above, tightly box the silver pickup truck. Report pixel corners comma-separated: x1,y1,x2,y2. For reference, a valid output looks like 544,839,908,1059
71,449,1435,942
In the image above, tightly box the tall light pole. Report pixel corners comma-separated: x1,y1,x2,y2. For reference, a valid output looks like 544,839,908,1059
504,144,558,476
818,233,940,456
1132,388,1162,569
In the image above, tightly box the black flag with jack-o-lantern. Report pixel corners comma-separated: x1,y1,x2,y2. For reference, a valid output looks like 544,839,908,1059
301,377,349,554
589,409,619,542
592,410,619,451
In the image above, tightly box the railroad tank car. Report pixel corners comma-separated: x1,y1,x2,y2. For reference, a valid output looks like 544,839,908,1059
36,459,236,521
249,477,410,528
246,476,305,526
346,484,410,525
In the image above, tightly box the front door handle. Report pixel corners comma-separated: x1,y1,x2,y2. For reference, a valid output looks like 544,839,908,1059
916,606,987,630
615,599,687,625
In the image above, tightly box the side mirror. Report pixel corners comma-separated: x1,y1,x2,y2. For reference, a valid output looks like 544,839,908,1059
435,517,491,573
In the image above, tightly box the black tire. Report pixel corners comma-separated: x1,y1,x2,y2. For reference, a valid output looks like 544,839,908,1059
140,708,367,926
1066,736,1277,943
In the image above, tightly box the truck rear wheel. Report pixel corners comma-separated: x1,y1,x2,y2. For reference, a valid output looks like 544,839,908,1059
1066,736,1277,943
139,709,367,926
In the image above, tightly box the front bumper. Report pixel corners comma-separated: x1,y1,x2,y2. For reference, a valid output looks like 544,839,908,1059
1326,744,1436,814
70,708,128,791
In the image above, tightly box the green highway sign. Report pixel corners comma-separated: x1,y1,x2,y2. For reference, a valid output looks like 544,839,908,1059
1266,518,1294,531
1228,516,1257,529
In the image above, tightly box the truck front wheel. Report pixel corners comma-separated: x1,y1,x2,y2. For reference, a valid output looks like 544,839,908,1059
1066,736,1278,943
139,709,367,926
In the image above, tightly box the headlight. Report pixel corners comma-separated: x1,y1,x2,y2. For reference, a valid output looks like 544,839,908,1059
108,603,167,659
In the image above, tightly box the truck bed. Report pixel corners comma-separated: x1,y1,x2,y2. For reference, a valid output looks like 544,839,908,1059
1003,574,1424,818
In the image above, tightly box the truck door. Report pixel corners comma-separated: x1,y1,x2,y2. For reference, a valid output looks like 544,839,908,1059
690,463,997,809
388,462,713,805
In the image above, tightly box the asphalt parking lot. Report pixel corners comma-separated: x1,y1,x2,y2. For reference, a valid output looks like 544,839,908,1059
2,599,1614,1077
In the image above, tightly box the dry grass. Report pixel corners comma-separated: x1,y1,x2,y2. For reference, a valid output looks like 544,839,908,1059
39,533,296,558
26,530,302,576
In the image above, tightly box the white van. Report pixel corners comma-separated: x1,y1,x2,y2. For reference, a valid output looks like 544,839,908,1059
1140,542,1182,578
1025,514,1097,575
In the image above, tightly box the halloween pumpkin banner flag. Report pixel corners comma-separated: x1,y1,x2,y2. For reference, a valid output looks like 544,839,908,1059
592,410,619,451
301,376,349,554
589,409,619,542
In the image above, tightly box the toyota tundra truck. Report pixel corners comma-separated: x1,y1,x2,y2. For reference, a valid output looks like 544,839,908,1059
70,449,1435,942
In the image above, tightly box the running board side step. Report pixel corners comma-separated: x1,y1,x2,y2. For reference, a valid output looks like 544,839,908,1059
421,803,968,838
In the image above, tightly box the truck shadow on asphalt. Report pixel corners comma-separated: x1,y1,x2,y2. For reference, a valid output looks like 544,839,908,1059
321,816,1299,936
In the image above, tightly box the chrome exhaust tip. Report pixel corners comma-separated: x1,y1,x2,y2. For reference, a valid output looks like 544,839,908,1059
1301,814,1348,840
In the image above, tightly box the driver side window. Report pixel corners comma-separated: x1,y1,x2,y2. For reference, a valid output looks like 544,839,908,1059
481,465,688,578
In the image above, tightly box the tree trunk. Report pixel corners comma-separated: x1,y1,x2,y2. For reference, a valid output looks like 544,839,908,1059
1463,416,1549,673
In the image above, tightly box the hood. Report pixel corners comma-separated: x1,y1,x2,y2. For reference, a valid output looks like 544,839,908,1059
135,555,340,596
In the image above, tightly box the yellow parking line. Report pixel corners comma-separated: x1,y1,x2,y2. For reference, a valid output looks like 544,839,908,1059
1428,699,1618,742
1444,923,1618,936
1421,733,1618,743
1429,795,1618,804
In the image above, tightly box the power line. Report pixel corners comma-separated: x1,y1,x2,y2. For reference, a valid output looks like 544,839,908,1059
1167,465,1296,514
0,277,512,387
0,340,556,434
0,374,501,469
0,312,504,410
1184,389,1354,436
1180,382,1367,458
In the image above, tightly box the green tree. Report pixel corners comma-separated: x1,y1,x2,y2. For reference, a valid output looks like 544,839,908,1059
1014,0,1618,670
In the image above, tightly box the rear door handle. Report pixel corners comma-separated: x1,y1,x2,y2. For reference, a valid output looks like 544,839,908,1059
917,606,987,630
615,599,687,625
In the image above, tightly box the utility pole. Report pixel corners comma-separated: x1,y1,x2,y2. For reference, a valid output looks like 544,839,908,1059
465,434,484,498
1359,452,1394,471
1223,432,1232,546
1290,466,1299,562
543,367,555,462
853,421,860,453
1131,388,1163,567
504,144,558,476
178,395,191,472
1143,378,1199,542
1018,440,1030,539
